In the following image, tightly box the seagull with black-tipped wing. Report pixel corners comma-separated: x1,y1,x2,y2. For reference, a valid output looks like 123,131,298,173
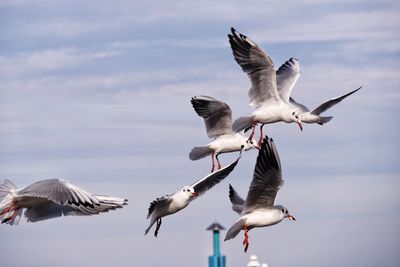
225,136,295,252
0,179,127,225
190,95,258,172
145,147,243,237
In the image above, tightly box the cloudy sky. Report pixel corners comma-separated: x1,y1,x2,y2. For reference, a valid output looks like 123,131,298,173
1,0,399,266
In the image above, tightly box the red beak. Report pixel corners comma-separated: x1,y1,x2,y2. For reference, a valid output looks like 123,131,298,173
297,122,303,131
287,214,296,221
192,192,199,197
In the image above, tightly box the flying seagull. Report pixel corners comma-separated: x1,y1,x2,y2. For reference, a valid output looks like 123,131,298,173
190,95,259,172
228,27,303,145
276,57,362,125
224,136,295,252
0,179,127,225
145,148,243,237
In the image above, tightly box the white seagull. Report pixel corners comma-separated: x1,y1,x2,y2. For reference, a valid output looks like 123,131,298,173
0,179,127,225
228,27,303,145
224,136,295,252
189,95,259,172
145,148,243,237
276,57,362,125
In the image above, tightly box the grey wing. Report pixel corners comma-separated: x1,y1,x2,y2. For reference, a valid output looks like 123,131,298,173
243,136,283,213
191,148,243,197
24,203,84,223
228,27,281,108
311,86,362,115
228,184,245,215
191,95,233,138
23,197,127,223
289,97,310,112
146,195,172,219
18,179,100,207
276,58,301,102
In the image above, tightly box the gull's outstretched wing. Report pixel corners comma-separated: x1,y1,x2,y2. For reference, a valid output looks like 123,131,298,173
276,57,301,102
243,136,283,213
311,86,362,115
191,147,243,197
228,184,245,215
17,179,127,216
228,27,281,108
191,95,233,138
146,195,172,219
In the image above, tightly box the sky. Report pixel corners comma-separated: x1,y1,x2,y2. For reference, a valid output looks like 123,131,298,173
0,0,399,266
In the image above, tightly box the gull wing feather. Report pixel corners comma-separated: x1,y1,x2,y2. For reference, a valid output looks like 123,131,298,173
17,179,99,207
191,95,233,138
228,184,245,215
311,86,362,115
243,136,283,213
146,195,172,219
228,27,281,108
276,58,301,102
191,148,243,197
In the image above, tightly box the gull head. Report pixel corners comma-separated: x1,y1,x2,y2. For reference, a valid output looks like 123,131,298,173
181,186,198,199
281,206,296,221
245,137,260,150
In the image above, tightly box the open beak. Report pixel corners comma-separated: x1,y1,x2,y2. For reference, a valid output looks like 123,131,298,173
287,214,296,221
297,121,303,131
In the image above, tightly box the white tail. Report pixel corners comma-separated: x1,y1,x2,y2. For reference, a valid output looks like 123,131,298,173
224,218,245,241
318,116,333,125
189,146,213,160
232,116,254,132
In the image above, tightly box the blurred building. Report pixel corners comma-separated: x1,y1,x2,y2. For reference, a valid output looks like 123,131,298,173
247,254,268,267
206,221,226,267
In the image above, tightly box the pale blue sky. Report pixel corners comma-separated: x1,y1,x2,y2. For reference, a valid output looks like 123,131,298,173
1,1,399,266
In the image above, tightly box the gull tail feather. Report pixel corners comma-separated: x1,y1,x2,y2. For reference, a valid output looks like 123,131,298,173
189,146,213,161
144,221,155,236
232,116,254,132
318,116,333,125
224,218,245,241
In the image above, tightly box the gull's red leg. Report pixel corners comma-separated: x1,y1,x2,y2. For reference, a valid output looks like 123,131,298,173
242,224,249,252
211,153,215,173
216,154,221,170
258,124,265,146
248,122,257,141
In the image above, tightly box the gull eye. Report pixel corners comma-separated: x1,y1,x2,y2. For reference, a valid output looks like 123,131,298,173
281,208,285,213
292,112,295,115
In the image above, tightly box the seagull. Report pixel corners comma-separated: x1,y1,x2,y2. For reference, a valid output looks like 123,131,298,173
0,178,127,225
228,27,303,145
224,136,295,252
276,57,362,125
189,95,259,172
145,148,243,237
